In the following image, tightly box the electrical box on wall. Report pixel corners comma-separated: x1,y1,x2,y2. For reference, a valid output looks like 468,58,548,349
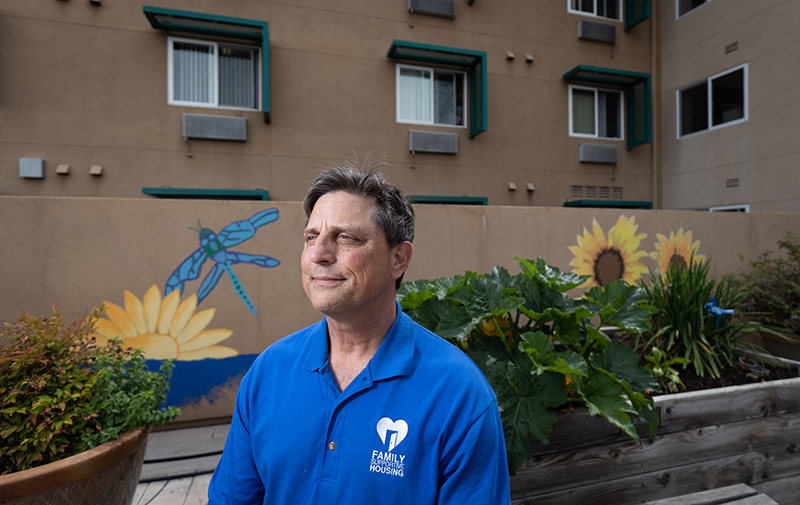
19,158,45,179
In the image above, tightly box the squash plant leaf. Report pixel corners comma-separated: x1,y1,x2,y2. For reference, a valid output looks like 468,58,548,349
487,359,567,475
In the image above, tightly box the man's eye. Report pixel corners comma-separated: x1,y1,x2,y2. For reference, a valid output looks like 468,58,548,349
305,235,315,243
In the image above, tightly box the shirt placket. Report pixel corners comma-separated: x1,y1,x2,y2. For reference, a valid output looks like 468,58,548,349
318,365,374,483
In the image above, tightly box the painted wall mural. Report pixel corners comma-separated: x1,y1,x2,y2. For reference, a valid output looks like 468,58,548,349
165,208,280,314
569,216,704,287
91,208,281,408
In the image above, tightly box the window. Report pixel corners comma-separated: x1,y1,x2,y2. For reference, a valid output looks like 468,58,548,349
709,204,749,212
397,64,466,127
678,64,747,137
168,37,260,110
569,0,622,21
677,0,709,18
569,85,623,139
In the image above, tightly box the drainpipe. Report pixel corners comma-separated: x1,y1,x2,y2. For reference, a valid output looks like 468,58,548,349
651,3,660,209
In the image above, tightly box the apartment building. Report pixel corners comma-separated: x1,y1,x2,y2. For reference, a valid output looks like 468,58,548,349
1,1,797,211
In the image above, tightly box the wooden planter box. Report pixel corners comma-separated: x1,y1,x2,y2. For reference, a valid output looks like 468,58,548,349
510,377,800,505
0,427,150,505
761,331,800,363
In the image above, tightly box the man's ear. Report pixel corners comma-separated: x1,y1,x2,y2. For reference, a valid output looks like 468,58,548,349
391,241,414,281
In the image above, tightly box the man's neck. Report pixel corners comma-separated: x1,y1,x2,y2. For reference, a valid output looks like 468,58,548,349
326,301,397,391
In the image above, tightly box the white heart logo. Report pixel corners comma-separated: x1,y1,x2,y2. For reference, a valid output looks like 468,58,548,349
376,417,408,452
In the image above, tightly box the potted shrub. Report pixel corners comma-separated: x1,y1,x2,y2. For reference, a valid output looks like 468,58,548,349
0,307,179,504
734,229,800,361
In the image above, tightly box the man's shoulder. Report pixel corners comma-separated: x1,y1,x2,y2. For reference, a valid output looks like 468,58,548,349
405,317,494,393
248,319,322,369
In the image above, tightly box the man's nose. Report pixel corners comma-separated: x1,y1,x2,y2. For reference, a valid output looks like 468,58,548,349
308,235,336,264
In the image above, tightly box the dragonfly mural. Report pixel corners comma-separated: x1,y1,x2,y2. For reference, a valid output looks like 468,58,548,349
165,208,280,315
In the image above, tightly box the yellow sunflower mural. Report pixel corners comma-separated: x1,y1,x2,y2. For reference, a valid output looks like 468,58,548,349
650,228,705,274
92,284,237,361
569,215,648,287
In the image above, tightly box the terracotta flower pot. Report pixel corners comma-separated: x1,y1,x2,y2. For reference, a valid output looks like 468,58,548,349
0,427,150,505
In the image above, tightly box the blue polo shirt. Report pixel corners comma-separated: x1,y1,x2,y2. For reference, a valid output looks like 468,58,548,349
208,302,510,505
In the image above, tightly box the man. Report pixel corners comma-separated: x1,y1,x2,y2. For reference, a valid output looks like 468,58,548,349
208,160,511,504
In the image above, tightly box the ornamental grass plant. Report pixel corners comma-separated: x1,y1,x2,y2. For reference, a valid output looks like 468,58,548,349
639,254,766,379
397,257,659,475
0,307,179,475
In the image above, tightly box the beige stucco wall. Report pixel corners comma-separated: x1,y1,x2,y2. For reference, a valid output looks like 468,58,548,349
1,0,653,207
659,0,800,212
2,195,799,422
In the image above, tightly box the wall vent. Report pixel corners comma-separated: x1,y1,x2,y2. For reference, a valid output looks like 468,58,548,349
408,0,456,18
726,178,740,188
19,158,45,179
577,20,617,44
409,131,458,154
183,114,247,141
600,186,610,199
613,187,623,200
579,144,619,164
725,41,739,54
586,186,597,199
572,186,583,199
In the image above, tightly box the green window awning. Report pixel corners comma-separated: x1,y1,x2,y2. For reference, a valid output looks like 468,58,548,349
563,65,651,149
410,195,487,205
143,5,271,124
142,187,270,201
625,0,650,31
388,40,487,138
564,200,652,209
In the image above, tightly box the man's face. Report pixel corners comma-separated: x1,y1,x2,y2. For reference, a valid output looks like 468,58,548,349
301,191,403,320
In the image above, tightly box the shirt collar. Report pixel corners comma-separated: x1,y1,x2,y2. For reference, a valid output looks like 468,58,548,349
302,301,415,381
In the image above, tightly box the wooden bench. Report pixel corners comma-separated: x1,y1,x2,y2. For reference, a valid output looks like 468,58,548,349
643,483,779,505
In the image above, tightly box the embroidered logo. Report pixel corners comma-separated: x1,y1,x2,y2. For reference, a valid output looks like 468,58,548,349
369,417,407,477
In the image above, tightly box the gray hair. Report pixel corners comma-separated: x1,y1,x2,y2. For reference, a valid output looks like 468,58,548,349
303,156,415,288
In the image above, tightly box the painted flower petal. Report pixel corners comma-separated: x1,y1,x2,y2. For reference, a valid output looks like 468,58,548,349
179,345,238,361
170,294,198,338
125,334,179,360
158,289,181,335
93,317,125,340
176,308,217,345
142,284,162,333
103,302,138,338
124,290,147,335
181,328,234,351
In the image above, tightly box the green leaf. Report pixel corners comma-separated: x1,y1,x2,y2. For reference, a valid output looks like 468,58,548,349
577,373,639,442
487,360,567,475
601,340,659,394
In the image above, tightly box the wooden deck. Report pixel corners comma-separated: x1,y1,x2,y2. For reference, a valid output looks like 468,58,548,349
133,423,229,505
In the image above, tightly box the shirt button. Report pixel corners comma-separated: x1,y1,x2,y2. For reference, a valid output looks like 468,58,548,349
329,441,336,450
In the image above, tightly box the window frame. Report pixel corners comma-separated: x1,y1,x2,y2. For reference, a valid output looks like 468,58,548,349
676,0,711,19
709,204,750,212
395,63,468,129
568,84,625,140
568,0,623,22
167,36,262,112
676,63,748,139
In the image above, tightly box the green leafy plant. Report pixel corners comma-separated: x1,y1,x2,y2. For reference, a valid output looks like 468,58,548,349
640,254,765,378
397,257,658,475
0,307,179,475
644,347,688,393
734,229,800,335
